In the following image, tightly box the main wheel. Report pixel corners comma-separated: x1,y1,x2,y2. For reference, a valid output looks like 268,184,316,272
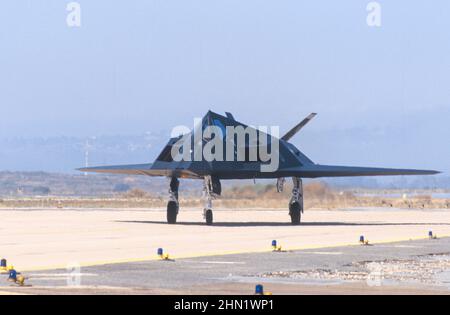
167,201,178,224
289,201,301,225
205,209,213,225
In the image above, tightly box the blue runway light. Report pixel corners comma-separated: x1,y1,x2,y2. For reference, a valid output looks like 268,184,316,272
157,248,163,256
271,240,277,247
8,269,17,281
255,284,264,295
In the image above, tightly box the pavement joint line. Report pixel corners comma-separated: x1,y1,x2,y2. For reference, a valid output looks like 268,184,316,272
18,234,450,272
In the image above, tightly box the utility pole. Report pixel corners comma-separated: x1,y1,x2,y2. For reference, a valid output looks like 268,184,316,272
84,137,96,176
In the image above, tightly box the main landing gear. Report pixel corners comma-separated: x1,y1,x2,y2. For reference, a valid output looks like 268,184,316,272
289,177,303,225
166,177,179,224
278,177,304,225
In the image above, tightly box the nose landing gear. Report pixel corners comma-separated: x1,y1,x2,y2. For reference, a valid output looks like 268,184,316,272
165,176,221,225
203,176,220,225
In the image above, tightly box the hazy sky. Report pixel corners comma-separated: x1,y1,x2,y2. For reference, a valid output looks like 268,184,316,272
0,1,449,172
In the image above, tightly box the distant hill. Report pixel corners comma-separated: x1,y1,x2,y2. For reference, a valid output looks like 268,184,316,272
0,171,202,197
0,129,447,195
0,124,447,175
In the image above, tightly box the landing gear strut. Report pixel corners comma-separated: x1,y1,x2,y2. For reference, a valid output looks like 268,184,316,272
289,177,303,225
203,176,219,225
167,177,179,224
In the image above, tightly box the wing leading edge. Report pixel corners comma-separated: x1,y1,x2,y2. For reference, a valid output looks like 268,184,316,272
77,163,202,178
287,164,440,178
77,163,158,176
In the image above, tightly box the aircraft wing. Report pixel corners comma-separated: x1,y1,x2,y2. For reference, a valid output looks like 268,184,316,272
77,163,202,178
287,164,440,178
77,163,164,176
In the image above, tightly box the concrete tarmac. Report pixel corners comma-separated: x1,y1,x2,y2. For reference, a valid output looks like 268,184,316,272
1,237,450,294
1,207,450,294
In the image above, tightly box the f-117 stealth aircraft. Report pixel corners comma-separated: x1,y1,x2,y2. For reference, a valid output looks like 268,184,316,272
79,111,439,225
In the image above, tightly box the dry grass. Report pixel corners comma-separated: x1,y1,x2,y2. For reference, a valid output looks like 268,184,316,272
0,182,449,210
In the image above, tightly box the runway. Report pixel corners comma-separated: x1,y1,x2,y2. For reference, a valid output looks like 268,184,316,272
1,208,450,294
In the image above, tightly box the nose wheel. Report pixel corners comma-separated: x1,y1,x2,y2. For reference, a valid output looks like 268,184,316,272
203,176,217,225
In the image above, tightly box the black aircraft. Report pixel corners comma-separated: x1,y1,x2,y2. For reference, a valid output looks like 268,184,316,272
79,111,439,225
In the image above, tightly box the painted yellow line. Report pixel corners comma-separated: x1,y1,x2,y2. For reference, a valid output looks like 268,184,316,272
19,234,450,272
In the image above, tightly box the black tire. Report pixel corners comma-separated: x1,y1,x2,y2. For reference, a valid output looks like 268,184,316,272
205,209,213,225
167,201,178,224
289,201,301,225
